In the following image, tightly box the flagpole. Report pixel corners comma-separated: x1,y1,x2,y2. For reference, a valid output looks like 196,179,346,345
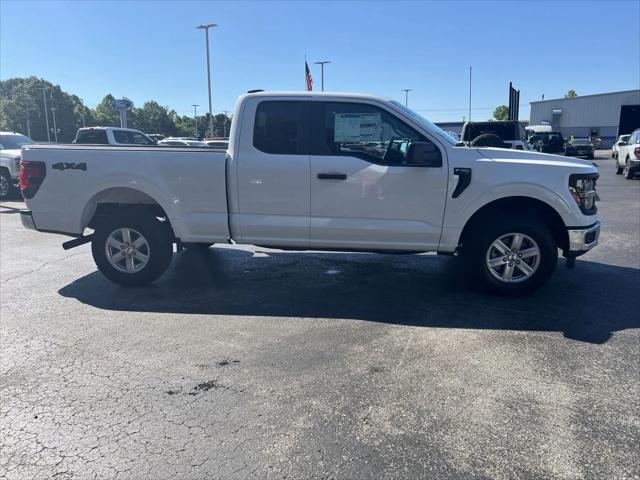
304,54,307,91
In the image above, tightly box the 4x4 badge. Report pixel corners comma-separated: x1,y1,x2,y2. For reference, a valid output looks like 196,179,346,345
52,162,87,171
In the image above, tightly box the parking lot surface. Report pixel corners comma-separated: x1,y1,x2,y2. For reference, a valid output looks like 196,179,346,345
1,151,639,479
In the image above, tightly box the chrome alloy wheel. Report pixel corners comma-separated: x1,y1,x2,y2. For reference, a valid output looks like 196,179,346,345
485,232,541,283
105,228,150,273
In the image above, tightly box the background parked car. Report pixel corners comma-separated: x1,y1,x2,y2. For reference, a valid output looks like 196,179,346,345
0,131,36,199
565,137,594,159
460,121,529,150
612,134,631,159
157,138,211,147
532,132,565,154
204,140,229,149
615,128,640,179
73,127,155,146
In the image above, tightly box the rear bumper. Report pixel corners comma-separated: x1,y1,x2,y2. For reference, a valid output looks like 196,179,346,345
567,221,600,255
20,209,37,230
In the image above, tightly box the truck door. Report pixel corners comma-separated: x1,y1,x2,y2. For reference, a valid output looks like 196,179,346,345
234,99,311,247
309,100,448,251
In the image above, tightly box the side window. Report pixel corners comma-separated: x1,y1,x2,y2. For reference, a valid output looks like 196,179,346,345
75,130,108,144
113,130,129,143
130,132,152,145
253,101,309,155
312,101,436,166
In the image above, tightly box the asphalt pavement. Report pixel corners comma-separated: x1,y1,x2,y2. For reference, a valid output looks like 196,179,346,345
1,151,639,479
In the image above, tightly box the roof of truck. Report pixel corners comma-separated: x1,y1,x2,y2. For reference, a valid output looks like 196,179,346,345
244,91,384,100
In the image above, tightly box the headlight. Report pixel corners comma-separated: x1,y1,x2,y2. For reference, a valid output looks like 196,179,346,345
569,173,599,214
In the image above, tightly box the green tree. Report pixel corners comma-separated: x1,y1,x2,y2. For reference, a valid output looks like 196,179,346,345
492,105,509,121
132,101,176,135
93,94,120,127
565,90,578,98
0,76,88,142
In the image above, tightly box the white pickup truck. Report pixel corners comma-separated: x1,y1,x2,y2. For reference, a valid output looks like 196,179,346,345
19,91,601,295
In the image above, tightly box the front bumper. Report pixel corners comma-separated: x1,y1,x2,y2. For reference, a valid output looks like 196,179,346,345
567,221,600,254
20,209,37,231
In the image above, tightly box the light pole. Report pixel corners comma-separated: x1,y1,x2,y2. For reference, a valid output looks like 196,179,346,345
401,89,412,107
192,104,199,138
314,61,331,91
50,107,58,143
40,87,51,142
26,106,31,137
196,23,217,138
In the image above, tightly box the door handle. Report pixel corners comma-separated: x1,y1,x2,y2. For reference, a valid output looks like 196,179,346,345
318,173,347,180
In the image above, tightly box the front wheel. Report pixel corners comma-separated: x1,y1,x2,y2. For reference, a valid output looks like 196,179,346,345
92,212,173,286
465,217,558,296
623,160,635,179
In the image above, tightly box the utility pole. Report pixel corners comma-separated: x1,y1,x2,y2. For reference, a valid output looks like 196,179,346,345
192,104,199,138
196,23,217,138
314,61,331,91
401,89,412,107
41,87,51,142
222,110,230,138
468,66,472,122
80,98,86,127
50,107,58,143
26,106,31,137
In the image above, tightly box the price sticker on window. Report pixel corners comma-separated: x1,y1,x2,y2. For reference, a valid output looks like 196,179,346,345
334,113,382,142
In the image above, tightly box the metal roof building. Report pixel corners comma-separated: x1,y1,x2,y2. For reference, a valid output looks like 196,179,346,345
529,89,640,146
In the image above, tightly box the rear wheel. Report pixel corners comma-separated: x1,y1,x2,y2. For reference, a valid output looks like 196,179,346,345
0,170,13,200
92,212,173,286
465,216,558,296
615,163,623,174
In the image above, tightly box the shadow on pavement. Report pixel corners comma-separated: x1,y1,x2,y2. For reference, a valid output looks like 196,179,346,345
59,247,640,344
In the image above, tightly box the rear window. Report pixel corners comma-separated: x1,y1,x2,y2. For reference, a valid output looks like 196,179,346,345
253,101,309,155
463,123,517,141
75,130,109,144
540,132,564,142
572,139,591,146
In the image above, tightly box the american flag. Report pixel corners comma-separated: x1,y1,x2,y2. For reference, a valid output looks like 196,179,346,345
305,60,313,91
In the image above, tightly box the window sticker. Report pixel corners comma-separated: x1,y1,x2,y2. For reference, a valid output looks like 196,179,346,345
334,113,382,142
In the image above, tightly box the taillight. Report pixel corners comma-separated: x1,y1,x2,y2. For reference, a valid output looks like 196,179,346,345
515,145,523,150
634,147,640,158
19,161,46,199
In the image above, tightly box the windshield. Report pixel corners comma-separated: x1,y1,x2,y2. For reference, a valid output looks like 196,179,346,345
388,100,457,146
572,138,591,145
0,134,35,150
462,123,517,141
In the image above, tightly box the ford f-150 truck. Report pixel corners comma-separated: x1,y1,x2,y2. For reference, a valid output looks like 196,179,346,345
18,91,601,295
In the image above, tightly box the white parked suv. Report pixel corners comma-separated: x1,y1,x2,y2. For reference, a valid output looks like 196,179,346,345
73,127,154,146
612,134,631,159
615,128,640,179
18,91,601,295
0,132,36,199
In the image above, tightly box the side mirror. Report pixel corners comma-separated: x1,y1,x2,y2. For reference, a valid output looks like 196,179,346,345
618,141,627,146
407,142,442,167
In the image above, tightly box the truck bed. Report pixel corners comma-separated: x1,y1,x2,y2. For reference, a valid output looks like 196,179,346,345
21,145,230,242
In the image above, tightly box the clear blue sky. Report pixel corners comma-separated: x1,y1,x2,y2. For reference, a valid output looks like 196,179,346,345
1,0,639,122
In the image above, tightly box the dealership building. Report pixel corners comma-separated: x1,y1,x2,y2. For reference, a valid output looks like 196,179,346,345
529,89,640,146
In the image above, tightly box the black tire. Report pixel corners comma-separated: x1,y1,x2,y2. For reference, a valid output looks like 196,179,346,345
91,211,173,286
465,215,558,296
587,154,594,159
623,159,634,179
0,169,13,200
470,133,506,148
615,164,623,174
